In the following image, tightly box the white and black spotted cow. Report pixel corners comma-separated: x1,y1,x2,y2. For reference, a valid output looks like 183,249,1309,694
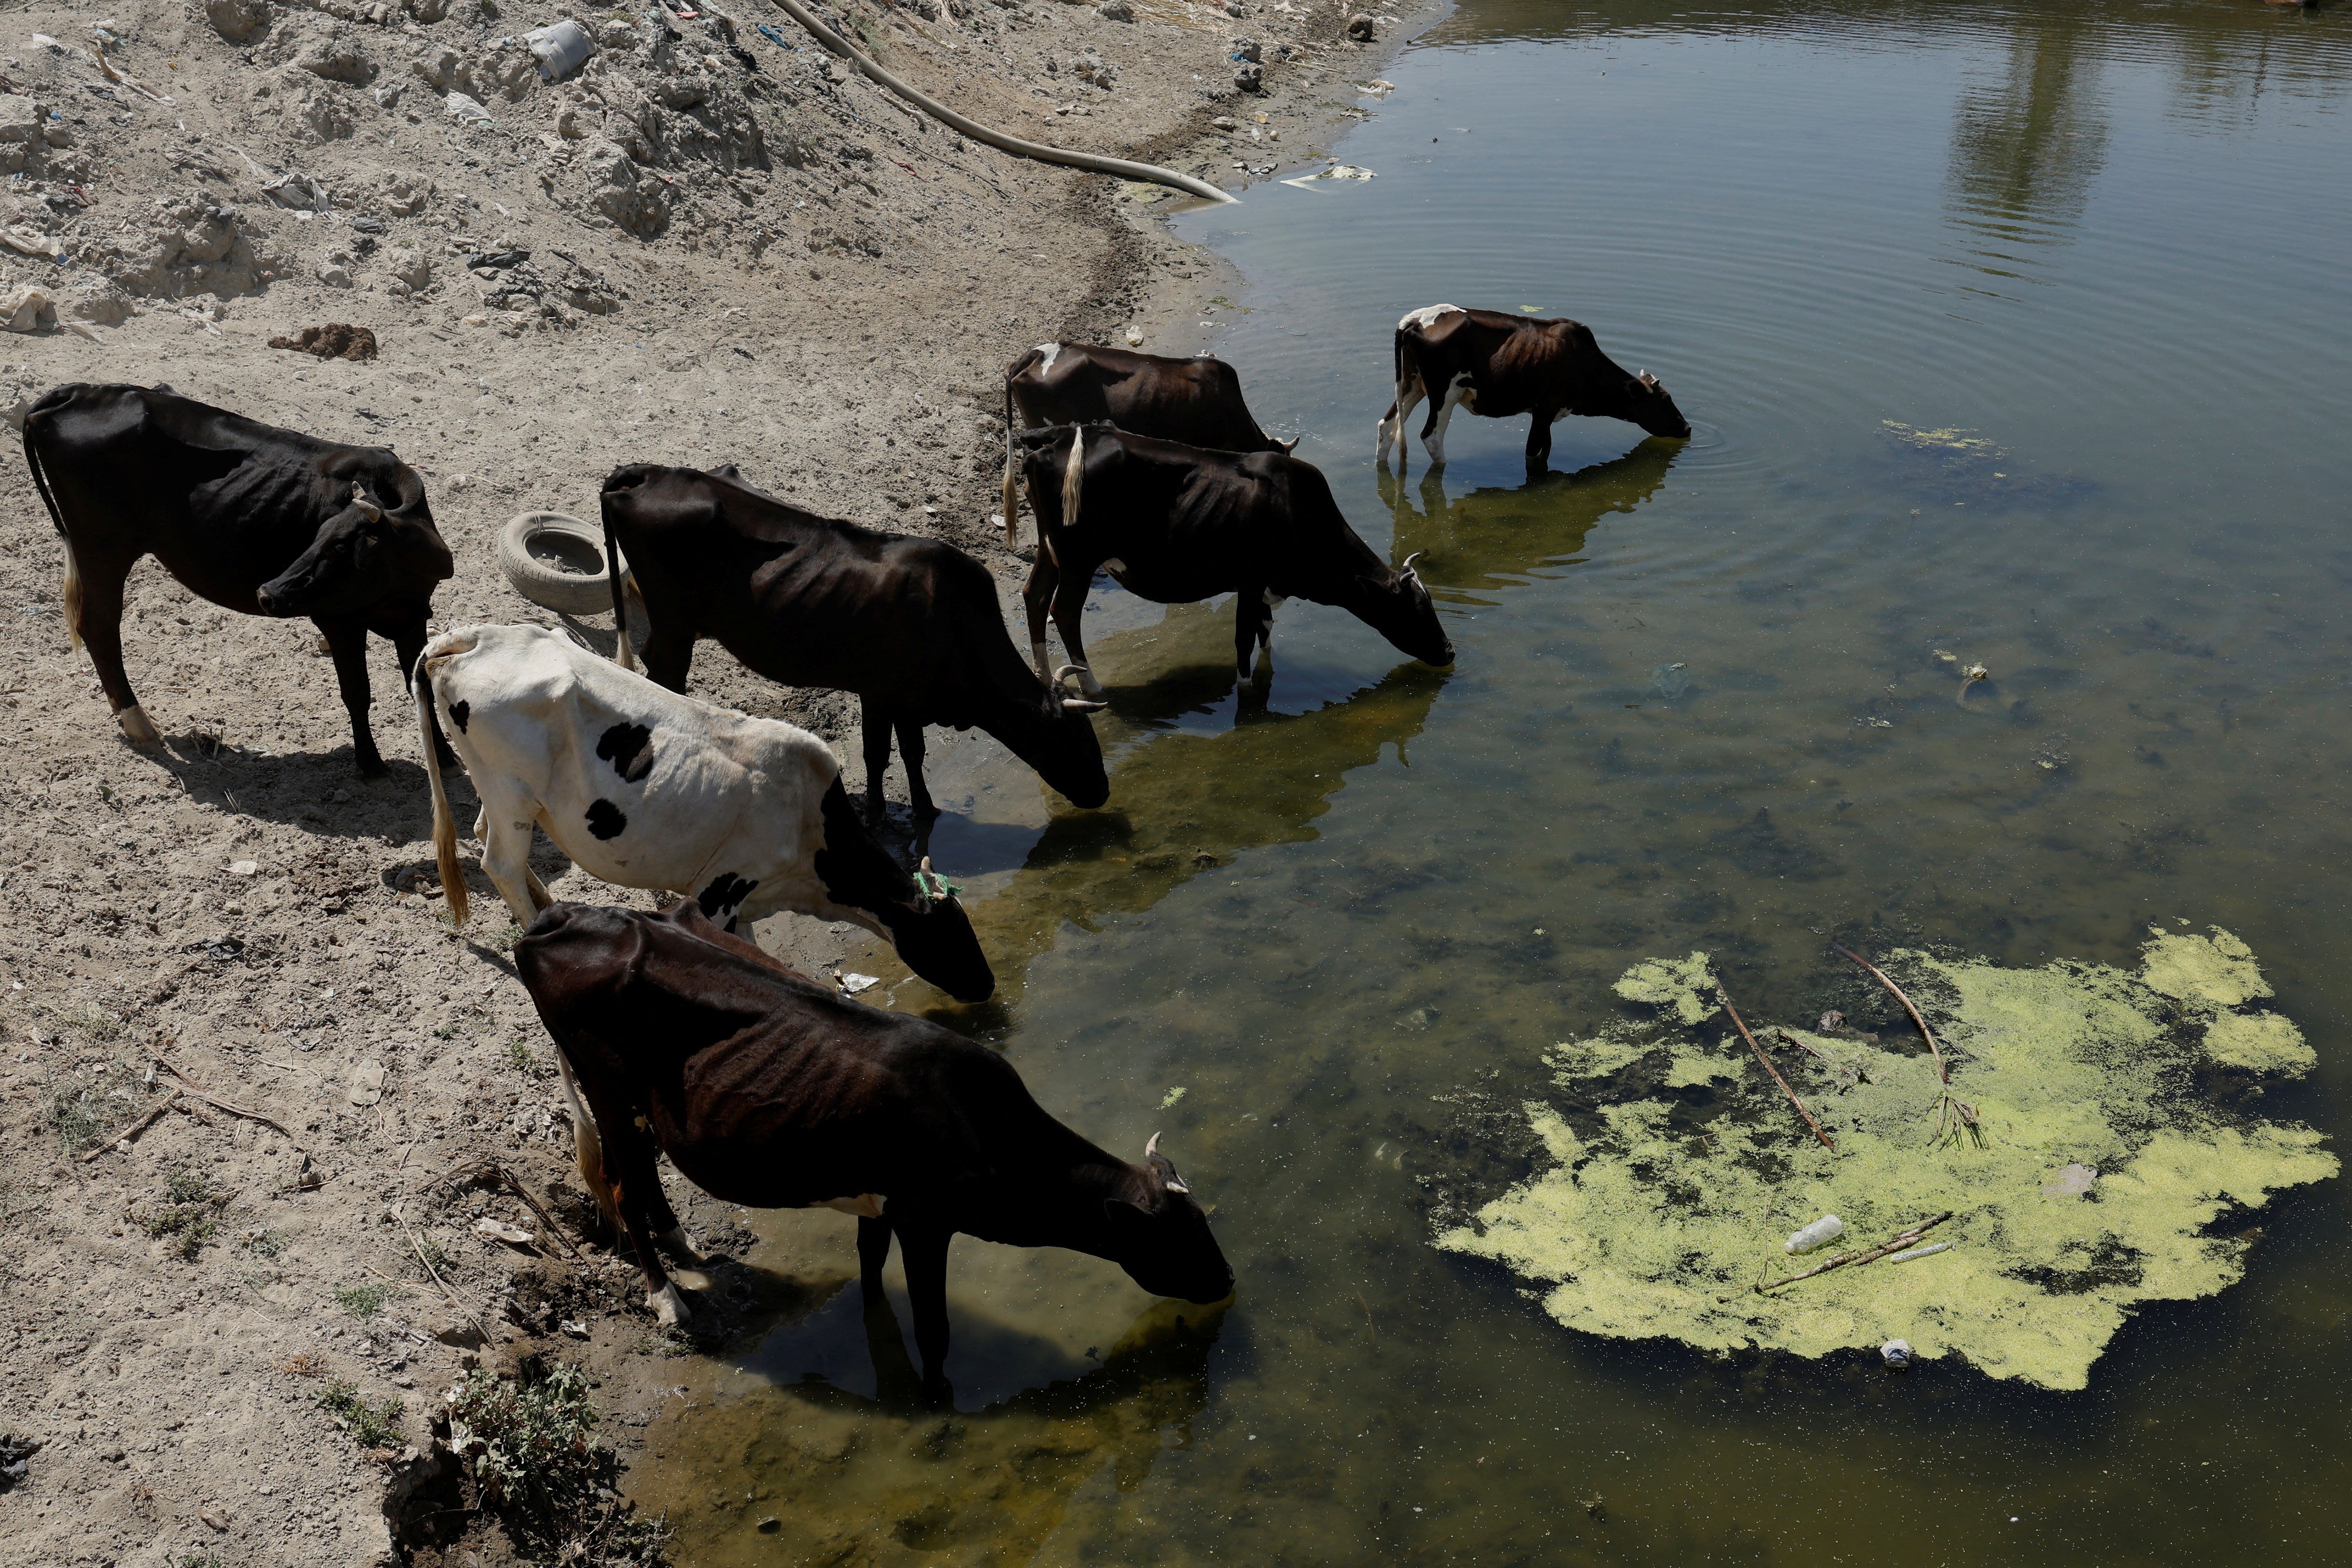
412,623,994,1003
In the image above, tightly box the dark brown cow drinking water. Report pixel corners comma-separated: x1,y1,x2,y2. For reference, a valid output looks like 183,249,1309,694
1375,305,1692,472
1011,422,1454,693
1000,341,1296,545
599,463,1108,821
19,383,456,774
515,898,1233,1400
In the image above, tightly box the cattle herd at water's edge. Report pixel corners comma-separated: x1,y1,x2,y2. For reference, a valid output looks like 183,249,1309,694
15,305,1684,1398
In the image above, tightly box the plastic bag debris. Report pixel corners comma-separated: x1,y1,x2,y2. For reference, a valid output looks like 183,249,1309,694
524,20,596,81
444,91,495,128
261,172,330,211
840,973,880,995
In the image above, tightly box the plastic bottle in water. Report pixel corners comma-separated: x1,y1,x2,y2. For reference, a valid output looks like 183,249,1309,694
1784,1215,1844,1254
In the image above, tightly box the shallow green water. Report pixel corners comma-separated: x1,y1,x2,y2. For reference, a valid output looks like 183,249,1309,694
636,2,2352,1561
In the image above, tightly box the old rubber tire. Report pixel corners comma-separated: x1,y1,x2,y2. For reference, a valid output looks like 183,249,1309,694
497,511,622,616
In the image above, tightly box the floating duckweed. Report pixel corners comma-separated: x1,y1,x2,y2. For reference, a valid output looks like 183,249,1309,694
1435,929,2334,1390
1610,952,1719,1025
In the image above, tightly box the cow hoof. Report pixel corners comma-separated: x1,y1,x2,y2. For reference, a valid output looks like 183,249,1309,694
356,755,390,779
649,1282,691,1327
116,704,161,746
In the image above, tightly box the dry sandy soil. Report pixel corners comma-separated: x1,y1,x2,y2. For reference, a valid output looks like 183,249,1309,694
0,0,1420,1562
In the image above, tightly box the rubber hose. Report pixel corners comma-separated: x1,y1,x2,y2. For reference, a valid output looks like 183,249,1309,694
766,0,1239,205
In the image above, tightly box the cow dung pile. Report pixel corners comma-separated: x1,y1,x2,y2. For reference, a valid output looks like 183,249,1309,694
1435,929,2335,1390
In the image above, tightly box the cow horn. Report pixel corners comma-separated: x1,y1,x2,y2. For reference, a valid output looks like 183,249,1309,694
1401,551,1425,581
1146,1132,1161,1159
348,481,385,521
1061,696,1109,714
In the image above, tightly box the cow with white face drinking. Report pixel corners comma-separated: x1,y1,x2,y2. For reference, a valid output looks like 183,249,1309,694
19,382,456,772
1376,305,1692,473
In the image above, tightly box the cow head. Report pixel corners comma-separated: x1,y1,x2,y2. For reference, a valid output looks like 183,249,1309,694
1619,370,1693,440
255,478,453,619
995,678,1110,809
874,858,995,1004
814,783,996,1001
1103,1133,1235,1304
1357,552,1455,668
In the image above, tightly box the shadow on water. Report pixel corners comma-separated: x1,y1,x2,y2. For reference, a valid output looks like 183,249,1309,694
631,1292,1229,1568
862,604,1450,1024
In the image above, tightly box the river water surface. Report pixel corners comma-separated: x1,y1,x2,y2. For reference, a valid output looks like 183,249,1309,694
633,2,2352,1561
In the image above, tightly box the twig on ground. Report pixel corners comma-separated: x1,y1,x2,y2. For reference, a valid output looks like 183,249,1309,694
1837,945,1948,1083
138,1040,309,1149
421,1158,584,1259
1750,1211,1955,1294
409,1230,493,1342
1717,983,1836,1151
75,1091,183,1161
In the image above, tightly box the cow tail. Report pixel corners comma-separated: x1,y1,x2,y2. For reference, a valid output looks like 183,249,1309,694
554,1053,618,1237
415,676,470,929
1060,425,1085,534
1000,375,1023,549
20,413,82,654
604,513,637,672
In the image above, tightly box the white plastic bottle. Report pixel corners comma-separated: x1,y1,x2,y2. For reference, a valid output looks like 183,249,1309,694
1785,1215,1845,1254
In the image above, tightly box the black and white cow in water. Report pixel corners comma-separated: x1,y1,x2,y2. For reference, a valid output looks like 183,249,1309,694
1012,422,1453,692
1375,305,1692,472
412,624,993,1004
999,341,1297,545
18,382,456,772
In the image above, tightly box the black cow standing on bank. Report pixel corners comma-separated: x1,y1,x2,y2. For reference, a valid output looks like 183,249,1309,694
1375,305,1692,472
19,383,455,773
599,463,1108,821
516,898,1233,1400
1012,422,1455,693
1000,341,1296,545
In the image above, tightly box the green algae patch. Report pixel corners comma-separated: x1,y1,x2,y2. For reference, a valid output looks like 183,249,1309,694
1612,953,1719,1026
1435,931,2333,1391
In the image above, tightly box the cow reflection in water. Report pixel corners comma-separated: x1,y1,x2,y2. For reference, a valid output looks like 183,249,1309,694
635,1293,1226,1563
1377,438,1680,595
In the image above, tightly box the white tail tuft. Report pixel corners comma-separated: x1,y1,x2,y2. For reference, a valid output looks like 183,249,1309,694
1060,426,1085,533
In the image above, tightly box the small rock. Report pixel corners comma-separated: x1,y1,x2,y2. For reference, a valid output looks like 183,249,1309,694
1234,61,1263,93
1881,1338,1913,1369
1097,0,1134,18
198,1507,231,1531
1347,13,1378,40
1231,38,1262,62
228,860,260,877
1210,115,1237,130
347,1059,386,1108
